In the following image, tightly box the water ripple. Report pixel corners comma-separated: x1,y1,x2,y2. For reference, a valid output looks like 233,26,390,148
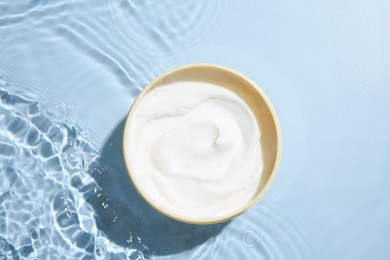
235,198,323,260
0,1,70,28
0,79,149,259
0,0,180,94
0,0,42,17
170,197,322,260
108,0,224,54
55,25,137,89
0,1,310,259
61,18,159,91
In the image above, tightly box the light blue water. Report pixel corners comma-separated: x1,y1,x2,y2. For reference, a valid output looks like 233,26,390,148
1,0,390,259
0,82,149,258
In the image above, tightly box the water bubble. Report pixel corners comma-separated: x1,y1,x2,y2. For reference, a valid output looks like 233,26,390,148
62,152,85,171
242,230,260,247
40,99,68,123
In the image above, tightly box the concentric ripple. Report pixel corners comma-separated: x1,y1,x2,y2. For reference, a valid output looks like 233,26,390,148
0,1,326,259
0,0,164,96
108,0,224,54
162,197,323,260
0,81,149,259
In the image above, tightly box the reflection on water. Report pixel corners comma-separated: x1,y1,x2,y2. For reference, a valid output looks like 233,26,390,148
0,79,321,259
0,0,326,259
0,82,149,258
0,77,229,259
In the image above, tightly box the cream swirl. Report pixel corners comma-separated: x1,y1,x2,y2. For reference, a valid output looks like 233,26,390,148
126,81,263,221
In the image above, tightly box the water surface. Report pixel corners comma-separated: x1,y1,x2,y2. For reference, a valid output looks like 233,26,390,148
1,0,390,259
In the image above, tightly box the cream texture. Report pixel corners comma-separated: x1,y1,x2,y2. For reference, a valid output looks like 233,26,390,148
126,81,263,221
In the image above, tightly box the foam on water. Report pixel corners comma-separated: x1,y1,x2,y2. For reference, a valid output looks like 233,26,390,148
0,82,148,259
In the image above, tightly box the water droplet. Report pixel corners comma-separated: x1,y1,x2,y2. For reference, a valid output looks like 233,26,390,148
40,99,68,123
63,152,85,171
242,230,260,247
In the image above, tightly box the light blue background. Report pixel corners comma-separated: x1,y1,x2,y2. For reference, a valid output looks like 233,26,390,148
1,0,389,259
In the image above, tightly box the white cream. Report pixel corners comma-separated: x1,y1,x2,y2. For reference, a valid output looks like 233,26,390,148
126,81,263,221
